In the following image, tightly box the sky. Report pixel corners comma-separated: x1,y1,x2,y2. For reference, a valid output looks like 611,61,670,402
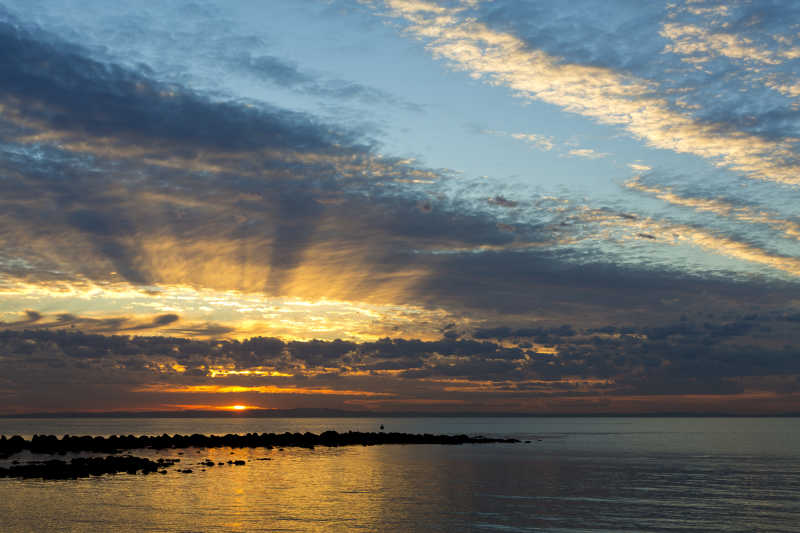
1,0,800,415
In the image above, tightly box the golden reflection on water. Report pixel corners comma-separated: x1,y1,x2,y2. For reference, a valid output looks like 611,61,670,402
129,445,404,532
0,445,415,532
2,419,800,532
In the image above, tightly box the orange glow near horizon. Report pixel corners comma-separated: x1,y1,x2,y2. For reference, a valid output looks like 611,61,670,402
166,404,269,412
4,390,800,416
135,384,393,397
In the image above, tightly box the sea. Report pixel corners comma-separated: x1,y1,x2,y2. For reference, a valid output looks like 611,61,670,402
0,417,798,532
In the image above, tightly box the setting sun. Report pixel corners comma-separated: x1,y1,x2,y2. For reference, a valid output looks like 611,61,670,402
231,405,248,411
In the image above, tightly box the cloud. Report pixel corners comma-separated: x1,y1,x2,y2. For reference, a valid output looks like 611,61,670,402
0,19,540,308
0,0,420,117
567,148,608,159
485,129,604,158
0,310,42,328
236,53,422,111
509,132,555,151
655,2,800,107
473,325,575,341
2,9,798,319
2,310,799,412
662,2,800,66
134,384,392,397
486,195,519,208
2,2,800,417
373,0,800,185
625,176,800,241
0,34,334,153
661,23,781,65
0,310,185,335
0,19,439,185
162,323,237,339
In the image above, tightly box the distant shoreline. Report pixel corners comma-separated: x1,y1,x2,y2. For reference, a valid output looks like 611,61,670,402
2,410,799,418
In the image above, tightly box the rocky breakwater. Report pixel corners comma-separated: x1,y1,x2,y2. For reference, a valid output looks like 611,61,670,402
0,431,521,479
1,431,520,457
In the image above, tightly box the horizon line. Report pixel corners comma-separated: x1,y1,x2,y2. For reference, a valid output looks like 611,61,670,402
2,408,799,419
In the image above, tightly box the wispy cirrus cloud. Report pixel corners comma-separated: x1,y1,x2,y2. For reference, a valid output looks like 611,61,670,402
567,206,800,279
661,23,787,65
135,384,393,397
625,176,800,242
483,129,608,159
567,148,608,159
372,0,800,185
659,2,800,103
510,133,554,151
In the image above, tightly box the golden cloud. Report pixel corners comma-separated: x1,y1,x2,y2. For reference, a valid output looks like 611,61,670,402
135,384,393,396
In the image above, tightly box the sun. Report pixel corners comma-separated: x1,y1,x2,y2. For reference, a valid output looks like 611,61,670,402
217,404,253,412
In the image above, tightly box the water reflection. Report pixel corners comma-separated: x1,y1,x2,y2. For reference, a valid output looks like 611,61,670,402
1,418,799,531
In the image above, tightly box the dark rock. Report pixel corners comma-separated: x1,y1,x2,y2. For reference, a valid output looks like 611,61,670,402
0,455,176,480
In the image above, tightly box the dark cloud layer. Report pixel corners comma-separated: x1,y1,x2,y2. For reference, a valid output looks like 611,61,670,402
2,307,799,402
236,53,421,111
0,21,354,153
0,311,180,334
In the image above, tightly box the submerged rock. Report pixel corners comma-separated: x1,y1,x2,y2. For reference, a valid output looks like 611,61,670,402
0,455,179,480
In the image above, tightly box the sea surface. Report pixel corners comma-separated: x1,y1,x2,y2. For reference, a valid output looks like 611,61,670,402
1,417,798,532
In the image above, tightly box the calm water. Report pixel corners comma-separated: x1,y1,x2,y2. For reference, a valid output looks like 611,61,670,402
1,417,798,532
